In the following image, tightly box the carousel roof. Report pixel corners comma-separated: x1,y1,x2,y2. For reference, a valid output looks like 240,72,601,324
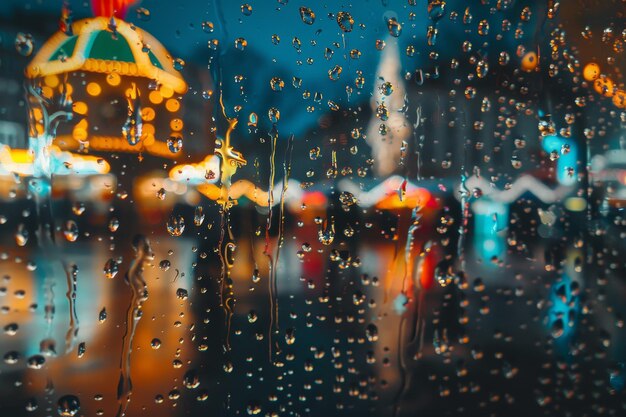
25,16,187,94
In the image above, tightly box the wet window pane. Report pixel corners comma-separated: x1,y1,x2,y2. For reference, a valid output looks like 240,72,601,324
1,0,625,416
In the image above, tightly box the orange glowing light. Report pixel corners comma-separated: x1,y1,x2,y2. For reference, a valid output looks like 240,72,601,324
106,72,121,86
72,101,88,115
142,123,155,136
376,188,433,210
160,85,174,98
593,76,615,97
612,90,625,108
302,191,327,208
521,51,538,72
41,86,54,99
149,90,163,104
141,107,155,122
86,82,102,96
583,62,600,81
165,98,180,112
170,118,184,132
44,74,60,88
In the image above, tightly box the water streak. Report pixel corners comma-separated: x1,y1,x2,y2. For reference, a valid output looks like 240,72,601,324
63,263,79,353
264,125,279,360
116,235,150,417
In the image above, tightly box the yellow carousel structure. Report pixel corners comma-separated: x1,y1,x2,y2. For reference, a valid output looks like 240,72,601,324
21,1,188,180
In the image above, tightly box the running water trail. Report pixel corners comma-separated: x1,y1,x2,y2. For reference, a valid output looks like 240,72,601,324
213,93,245,351
264,124,278,360
116,235,151,417
63,263,79,353
269,134,294,358
394,105,424,416
458,174,470,271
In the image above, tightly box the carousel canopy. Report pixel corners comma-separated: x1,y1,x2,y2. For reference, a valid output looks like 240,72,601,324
25,16,187,94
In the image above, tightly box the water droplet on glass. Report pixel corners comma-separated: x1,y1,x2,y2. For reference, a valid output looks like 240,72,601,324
15,33,33,56
183,369,200,389
103,258,118,279
98,307,107,323
270,77,284,91
241,3,253,16
63,220,79,242
167,135,183,153
202,21,214,33
159,259,171,271
108,218,119,232
336,11,354,32
366,323,379,342
235,37,248,50
386,18,402,37
328,65,342,81
15,224,29,247
167,214,185,237
57,395,80,416
299,6,315,25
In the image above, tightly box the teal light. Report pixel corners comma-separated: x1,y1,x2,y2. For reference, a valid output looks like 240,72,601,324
542,135,578,186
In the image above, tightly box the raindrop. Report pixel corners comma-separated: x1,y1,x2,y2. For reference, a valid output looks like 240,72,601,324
63,220,79,242
183,369,200,389
27,354,45,369
234,37,248,50
151,338,161,349
15,33,33,56
98,307,107,323
202,21,214,33
15,224,28,247
241,4,253,16
103,258,118,279
176,288,189,300
108,218,119,232
328,65,342,81
299,7,315,25
270,77,284,91
167,215,185,237
366,323,379,342
57,395,80,417
336,11,354,32
386,17,402,37
167,135,183,153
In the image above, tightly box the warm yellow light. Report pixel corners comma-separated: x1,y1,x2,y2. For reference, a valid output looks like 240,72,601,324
72,119,89,141
170,118,184,132
75,118,88,130
41,86,54,99
160,85,174,98
565,197,586,212
72,127,88,141
32,108,43,121
143,134,156,146
612,90,625,108
521,51,538,72
63,83,73,95
44,75,59,88
34,123,44,136
86,82,102,96
149,90,163,104
72,101,88,115
141,107,155,122
143,123,155,136
7,149,34,163
583,62,600,82
106,72,121,86
594,76,615,97
165,98,180,112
